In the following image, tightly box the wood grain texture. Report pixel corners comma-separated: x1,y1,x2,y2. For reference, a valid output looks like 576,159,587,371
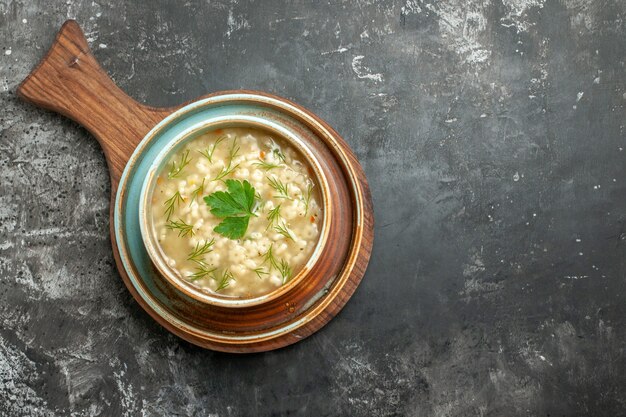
17,20,374,353
16,20,172,188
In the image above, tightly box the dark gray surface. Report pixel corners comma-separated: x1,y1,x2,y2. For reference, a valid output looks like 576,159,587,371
1,0,625,415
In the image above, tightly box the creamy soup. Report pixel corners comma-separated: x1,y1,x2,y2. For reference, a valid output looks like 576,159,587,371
150,127,323,297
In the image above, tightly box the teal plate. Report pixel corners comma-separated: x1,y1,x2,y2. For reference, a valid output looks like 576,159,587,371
113,92,368,350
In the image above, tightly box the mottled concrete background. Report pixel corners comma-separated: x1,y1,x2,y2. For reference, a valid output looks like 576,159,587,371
1,0,625,415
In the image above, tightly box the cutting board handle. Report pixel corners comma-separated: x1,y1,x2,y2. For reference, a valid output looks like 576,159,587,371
17,20,171,186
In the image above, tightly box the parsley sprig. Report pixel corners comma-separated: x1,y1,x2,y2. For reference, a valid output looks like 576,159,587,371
204,179,258,239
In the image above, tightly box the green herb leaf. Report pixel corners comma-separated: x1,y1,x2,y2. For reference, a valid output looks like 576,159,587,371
273,148,286,163
267,176,291,199
166,219,195,237
198,135,225,164
163,191,184,221
204,190,243,217
253,267,269,279
266,204,282,230
262,244,279,270
204,179,255,217
274,221,295,241
168,149,192,179
213,216,250,239
212,138,240,181
189,178,206,205
187,239,215,263
302,182,314,215
215,269,235,291
253,160,281,170
277,258,292,284
204,179,258,239
229,179,255,213
188,264,216,281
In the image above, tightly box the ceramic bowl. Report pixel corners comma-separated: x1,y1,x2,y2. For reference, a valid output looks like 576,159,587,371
138,115,332,308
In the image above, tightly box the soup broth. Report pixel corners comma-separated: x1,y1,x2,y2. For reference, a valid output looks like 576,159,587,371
150,127,323,297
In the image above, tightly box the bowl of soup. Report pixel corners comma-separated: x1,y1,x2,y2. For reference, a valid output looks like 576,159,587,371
117,92,371,349
139,119,330,307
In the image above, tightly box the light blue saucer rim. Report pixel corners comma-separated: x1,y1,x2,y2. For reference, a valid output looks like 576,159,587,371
112,93,364,343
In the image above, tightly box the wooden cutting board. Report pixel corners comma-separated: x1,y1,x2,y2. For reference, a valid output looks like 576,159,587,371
17,20,373,352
